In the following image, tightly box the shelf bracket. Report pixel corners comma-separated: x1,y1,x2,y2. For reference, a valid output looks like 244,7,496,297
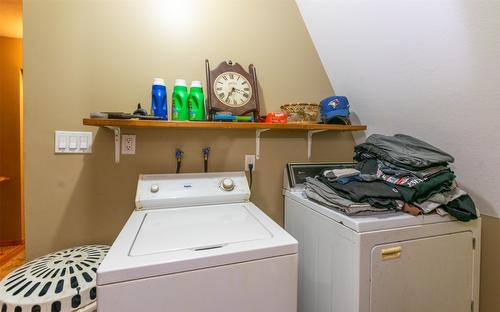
105,126,121,163
307,130,326,160
255,129,270,160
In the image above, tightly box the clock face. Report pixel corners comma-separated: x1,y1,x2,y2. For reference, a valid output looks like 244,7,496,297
213,71,252,107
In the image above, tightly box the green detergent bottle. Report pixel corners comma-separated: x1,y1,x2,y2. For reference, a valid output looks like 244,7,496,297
188,81,205,121
172,79,189,120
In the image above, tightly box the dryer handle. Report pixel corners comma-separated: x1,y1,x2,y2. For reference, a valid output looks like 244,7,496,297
381,246,402,260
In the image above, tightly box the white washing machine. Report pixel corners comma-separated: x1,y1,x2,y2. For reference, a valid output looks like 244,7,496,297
283,163,481,312
97,172,298,312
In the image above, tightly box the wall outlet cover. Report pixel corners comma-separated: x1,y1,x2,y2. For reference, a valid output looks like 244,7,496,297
245,154,256,171
121,134,136,155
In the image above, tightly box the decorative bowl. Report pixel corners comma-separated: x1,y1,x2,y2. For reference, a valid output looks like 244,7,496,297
280,103,320,123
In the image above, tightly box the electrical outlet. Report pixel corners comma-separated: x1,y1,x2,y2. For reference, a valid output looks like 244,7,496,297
245,154,256,171
121,134,136,155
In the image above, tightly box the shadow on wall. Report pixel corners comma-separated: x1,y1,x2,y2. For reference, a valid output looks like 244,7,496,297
349,112,367,145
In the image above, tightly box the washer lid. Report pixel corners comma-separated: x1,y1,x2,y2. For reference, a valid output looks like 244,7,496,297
130,204,272,256
97,203,298,285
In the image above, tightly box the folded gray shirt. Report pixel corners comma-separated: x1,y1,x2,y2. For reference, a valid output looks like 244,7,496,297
355,134,454,170
304,177,394,215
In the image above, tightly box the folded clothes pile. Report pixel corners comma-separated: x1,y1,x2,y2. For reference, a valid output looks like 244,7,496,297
304,177,390,215
304,134,478,221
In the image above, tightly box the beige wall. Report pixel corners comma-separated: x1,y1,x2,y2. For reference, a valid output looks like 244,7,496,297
0,36,22,242
23,0,354,258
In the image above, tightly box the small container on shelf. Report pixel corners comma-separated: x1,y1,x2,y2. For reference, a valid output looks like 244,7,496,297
264,112,288,123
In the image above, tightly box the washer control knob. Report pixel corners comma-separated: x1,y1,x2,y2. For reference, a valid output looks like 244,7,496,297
221,178,235,191
150,184,160,193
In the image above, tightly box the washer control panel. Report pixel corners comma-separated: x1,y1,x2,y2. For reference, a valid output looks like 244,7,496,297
136,172,250,210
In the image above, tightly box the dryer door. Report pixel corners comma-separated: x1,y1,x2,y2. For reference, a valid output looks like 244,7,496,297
370,231,474,312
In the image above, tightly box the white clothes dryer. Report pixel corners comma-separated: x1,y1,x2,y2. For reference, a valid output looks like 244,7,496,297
283,163,481,312
97,172,297,312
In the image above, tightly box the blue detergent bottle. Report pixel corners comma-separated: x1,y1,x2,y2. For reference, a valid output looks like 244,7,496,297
151,78,167,120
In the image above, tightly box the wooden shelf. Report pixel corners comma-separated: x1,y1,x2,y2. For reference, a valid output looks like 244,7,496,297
83,118,366,163
83,118,367,131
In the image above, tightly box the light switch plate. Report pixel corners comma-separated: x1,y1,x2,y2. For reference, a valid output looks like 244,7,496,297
55,131,92,153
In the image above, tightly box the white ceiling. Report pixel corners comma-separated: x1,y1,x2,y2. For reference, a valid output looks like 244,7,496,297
0,0,22,38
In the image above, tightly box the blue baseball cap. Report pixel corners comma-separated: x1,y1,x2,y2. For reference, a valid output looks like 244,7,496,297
320,96,350,123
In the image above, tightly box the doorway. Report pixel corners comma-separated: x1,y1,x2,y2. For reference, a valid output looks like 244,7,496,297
0,0,24,278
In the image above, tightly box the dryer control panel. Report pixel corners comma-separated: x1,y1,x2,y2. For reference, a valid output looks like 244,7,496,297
135,172,250,210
